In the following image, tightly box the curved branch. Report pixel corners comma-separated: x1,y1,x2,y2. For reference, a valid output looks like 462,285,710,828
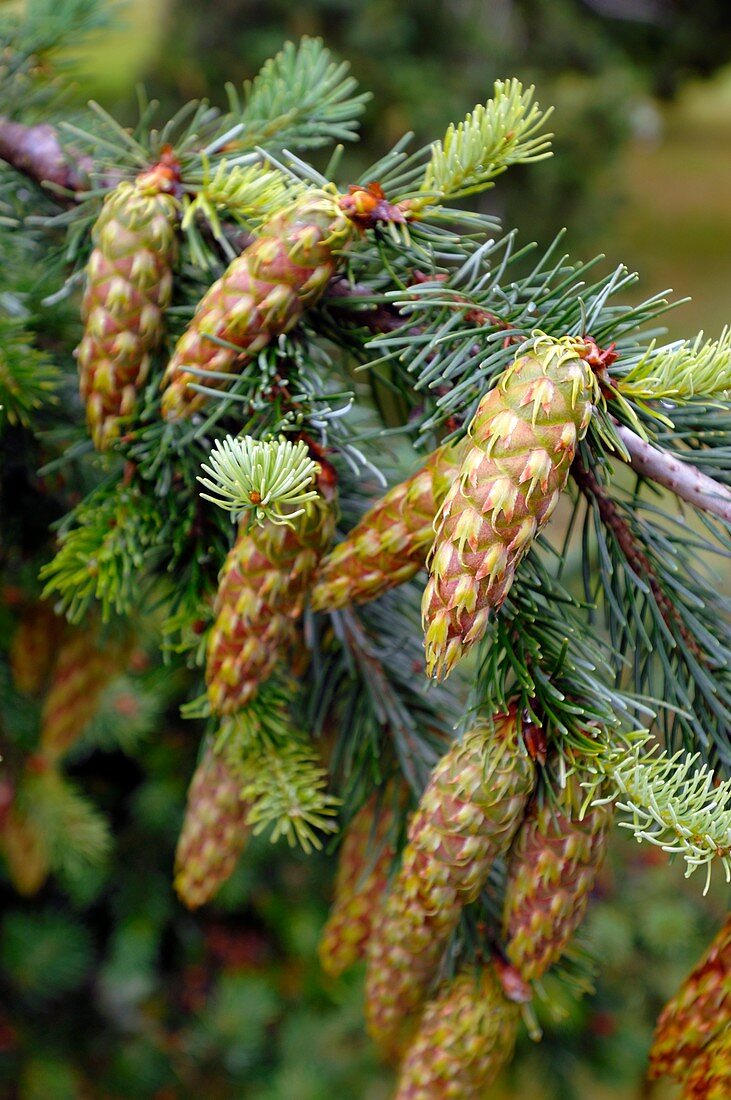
0,117,92,192
615,423,731,524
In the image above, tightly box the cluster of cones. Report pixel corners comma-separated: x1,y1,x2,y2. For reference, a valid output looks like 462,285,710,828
317,706,613,1097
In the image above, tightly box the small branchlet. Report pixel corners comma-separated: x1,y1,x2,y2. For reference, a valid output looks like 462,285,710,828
198,435,320,526
618,326,731,405
590,735,731,894
416,79,552,207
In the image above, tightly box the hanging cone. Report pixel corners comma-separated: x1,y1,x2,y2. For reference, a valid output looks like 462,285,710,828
77,163,178,449
502,764,614,986
9,601,65,695
311,439,466,612
174,743,250,909
681,1028,731,1100
318,789,400,978
422,335,599,679
161,184,405,420
394,964,520,1099
648,915,731,1082
39,623,130,763
206,494,334,715
365,705,535,1058
1,803,48,896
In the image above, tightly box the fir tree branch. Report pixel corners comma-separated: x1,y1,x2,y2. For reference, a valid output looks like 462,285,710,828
0,117,91,191
615,423,731,524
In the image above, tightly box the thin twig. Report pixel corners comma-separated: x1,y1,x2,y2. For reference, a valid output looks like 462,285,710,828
571,452,704,659
616,423,731,525
0,117,92,192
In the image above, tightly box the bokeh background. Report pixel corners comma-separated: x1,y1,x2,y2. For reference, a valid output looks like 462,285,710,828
2,1,731,1097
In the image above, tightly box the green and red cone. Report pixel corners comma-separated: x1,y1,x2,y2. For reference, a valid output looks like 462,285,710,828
318,788,400,978
205,490,335,716
648,915,731,1083
77,162,179,449
39,621,131,764
174,742,249,910
394,964,520,1100
311,439,466,612
364,704,535,1058
501,763,614,986
422,335,599,679
161,184,406,419
681,1028,731,1100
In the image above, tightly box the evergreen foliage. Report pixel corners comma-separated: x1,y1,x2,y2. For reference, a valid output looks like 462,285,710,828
0,2,729,1095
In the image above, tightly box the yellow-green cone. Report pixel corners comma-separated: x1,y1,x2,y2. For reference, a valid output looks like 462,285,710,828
318,791,399,978
502,766,614,985
364,705,535,1058
161,191,354,420
394,964,520,1099
77,167,178,449
206,494,334,715
311,440,466,612
423,336,599,678
174,743,249,909
648,915,731,1082
681,1028,731,1100
39,623,131,763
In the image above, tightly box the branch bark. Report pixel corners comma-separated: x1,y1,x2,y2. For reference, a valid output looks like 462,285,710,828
615,423,731,525
0,117,92,192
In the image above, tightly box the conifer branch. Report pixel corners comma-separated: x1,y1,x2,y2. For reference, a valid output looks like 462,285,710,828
591,736,731,893
614,424,731,524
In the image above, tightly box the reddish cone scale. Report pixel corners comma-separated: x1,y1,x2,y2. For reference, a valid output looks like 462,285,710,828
394,965,519,1099
40,624,131,763
174,744,249,910
318,790,399,978
423,336,599,679
311,439,466,612
649,915,731,1082
502,766,613,986
364,705,535,1058
161,186,406,419
77,164,178,449
206,494,334,715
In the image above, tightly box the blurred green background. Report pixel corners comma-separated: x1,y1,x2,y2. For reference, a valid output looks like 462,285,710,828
3,1,731,1097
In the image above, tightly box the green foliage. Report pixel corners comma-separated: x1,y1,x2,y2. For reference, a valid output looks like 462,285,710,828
229,36,369,151
19,771,111,880
199,435,320,525
418,80,552,205
0,317,59,429
1,909,93,1003
592,736,731,892
40,483,164,623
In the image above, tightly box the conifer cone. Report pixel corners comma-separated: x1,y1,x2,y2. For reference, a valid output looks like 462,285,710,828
648,915,731,1082
681,1028,731,1100
365,705,535,1057
9,601,65,695
311,439,466,612
1,804,48,896
174,744,249,909
318,791,399,978
394,964,520,1100
423,336,599,678
40,624,130,763
161,191,354,420
206,494,334,715
77,164,178,449
502,766,614,985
